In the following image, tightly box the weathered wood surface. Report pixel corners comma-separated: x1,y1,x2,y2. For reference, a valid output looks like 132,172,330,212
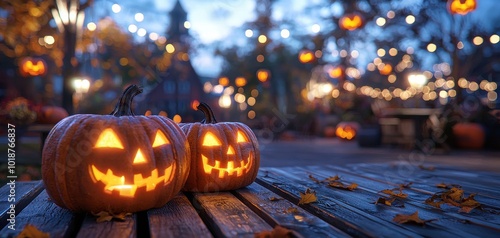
1,163,499,237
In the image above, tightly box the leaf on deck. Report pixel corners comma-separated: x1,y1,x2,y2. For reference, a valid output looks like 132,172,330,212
92,211,132,223
255,225,294,238
298,188,317,205
328,181,358,191
308,174,321,183
425,186,481,213
380,189,408,199
398,182,413,189
393,211,430,225
16,224,49,238
324,175,341,182
285,207,299,214
374,197,396,206
269,196,283,201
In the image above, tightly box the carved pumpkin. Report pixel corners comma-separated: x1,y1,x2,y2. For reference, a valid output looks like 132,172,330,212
180,102,260,192
42,85,190,213
452,122,484,149
447,0,476,15
20,57,46,77
339,13,363,31
335,122,360,140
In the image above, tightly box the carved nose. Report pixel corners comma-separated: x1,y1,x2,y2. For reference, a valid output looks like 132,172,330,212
226,145,235,155
133,149,147,164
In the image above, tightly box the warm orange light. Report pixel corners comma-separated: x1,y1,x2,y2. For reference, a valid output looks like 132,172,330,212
298,49,315,63
219,77,229,86
152,130,170,147
329,67,343,78
257,69,270,82
237,131,248,142
335,126,356,140
379,64,393,75
202,132,222,146
191,100,200,110
339,13,363,31
95,128,124,149
447,0,476,15
235,77,247,87
20,57,46,76
133,149,147,164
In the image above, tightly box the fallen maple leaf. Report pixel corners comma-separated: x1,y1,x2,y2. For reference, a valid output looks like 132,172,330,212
328,181,358,191
16,224,49,238
255,225,294,238
425,197,445,209
425,186,482,213
308,174,321,183
324,175,341,182
374,197,395,206
285,207,299,214
459,194,481,213
92,211,132,223
269,197,283,201
298,188,317,205
393,211,428,225
380,189,408,199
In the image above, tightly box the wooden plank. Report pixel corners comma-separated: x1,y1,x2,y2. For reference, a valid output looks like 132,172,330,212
76,213,136,238
148,194,213,238
346,163,500,209
233,183,351,238
298,166,500,237
0,190,80,237
0,181,44,230
257,168,420,238
192,192,272,238
349,163,500,198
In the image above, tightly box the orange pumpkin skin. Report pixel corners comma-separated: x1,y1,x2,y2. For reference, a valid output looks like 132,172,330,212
42,85,190,213
452,122,485,149
181,102,260,192
37,106,69,124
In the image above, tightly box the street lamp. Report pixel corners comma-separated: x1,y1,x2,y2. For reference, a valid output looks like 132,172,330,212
52,0,91,114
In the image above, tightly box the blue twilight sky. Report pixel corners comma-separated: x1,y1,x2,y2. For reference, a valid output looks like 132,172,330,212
85,0,499,78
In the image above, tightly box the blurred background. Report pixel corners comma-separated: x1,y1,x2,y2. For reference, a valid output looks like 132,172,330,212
1,0,500,181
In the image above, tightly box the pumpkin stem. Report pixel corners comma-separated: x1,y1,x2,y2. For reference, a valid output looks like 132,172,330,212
111,85,143,117
197,102,217,123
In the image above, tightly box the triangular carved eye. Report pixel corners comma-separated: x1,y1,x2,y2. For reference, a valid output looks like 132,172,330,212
152,130,170,148
203,132,221,146
237,131,248,143
95,128,124,149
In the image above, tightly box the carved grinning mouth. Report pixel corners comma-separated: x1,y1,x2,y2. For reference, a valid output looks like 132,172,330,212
201,154,253,178
89,164,175,197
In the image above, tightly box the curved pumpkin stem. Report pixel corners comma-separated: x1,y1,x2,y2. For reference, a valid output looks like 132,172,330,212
197,102,217,124
111,85,143,117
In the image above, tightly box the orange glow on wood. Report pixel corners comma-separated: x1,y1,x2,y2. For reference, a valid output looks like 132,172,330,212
448,0,476,15
339,13,363,31
95,128,124,149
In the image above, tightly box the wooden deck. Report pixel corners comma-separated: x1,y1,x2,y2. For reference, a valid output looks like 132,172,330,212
1,163,499,237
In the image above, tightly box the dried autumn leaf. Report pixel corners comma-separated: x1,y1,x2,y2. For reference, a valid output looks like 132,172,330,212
324,175,341,182
399,182,413,189
436,183,449,189
445,187,464,202
425,197,445,209
374,197,395,206
298,188,317,205
269,197,283,201
459,194,481,213
255,225,294,238
393,211,427,225
16,224,49,238
92,211,132,223
381,189,409,199
285,207,299,214
308,174,321,183
328,181,358,191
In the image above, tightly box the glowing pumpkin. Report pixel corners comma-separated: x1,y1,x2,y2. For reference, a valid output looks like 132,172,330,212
335,122,360,140
180,102,260,192
447,0,476,15
339,13,363,31
20,57,47,77
42,85,190,213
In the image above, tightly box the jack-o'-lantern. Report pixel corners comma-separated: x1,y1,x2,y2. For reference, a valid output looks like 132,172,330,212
447,0,476,15
42,85,190,213
20,57,46,77
339,13,363,31
180,102,260,192
335,122,360,140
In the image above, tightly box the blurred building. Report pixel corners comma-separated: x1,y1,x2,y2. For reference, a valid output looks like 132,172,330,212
138,0,205,121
